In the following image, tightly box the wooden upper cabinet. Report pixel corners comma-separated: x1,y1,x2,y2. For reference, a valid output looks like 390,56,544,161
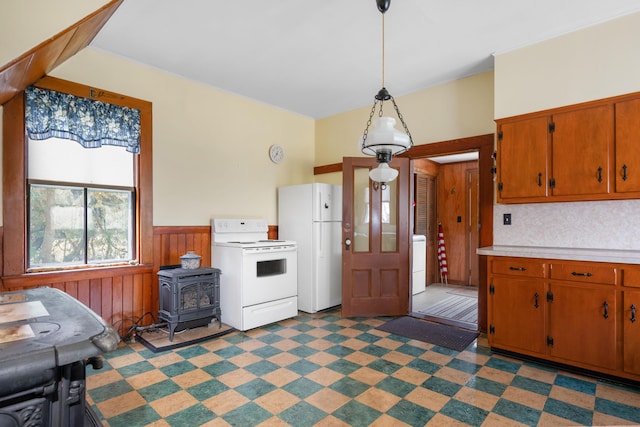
497,116,549,201
496,91,640,204
550,105,613,197
615,98,640,193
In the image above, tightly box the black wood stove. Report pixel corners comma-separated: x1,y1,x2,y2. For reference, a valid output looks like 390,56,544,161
157,267,222,341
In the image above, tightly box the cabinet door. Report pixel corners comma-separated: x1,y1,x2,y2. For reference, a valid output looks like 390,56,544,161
623,290,640,375
615,98,640,193
551,105,613,196
489,276,546,354
497,116,549,201
548,282,616,369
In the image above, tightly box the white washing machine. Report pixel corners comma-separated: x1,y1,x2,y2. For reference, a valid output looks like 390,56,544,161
412,235,426,295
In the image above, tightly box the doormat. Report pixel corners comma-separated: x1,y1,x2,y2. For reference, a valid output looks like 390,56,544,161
137,323,235,353
376,316,479,352
419,295,478,324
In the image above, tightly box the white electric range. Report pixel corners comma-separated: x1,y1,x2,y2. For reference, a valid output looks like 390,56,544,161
211,218,298,331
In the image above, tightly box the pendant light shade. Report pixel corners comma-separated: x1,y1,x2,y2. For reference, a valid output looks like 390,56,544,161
368,162,398,184
360,117,411,157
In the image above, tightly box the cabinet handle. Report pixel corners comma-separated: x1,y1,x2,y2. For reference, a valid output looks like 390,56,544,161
571,271,592,277
534,292,539,308
509,266,526,271
597,167,603,183
632,304,637,323
622,164,628,181
603,301,609,319
537,173,542,187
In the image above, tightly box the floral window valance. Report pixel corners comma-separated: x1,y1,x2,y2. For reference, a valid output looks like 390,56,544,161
25,86,141,154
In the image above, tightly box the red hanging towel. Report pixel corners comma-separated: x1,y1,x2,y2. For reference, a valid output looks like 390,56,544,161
437,223,449,284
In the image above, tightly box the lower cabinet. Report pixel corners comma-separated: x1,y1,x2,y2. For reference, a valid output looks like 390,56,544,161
548,282,617,369
488,256,638,382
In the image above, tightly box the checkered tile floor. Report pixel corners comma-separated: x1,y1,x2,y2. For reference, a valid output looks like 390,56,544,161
86,310,640,426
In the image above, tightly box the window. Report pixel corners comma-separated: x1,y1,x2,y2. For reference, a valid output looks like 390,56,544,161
2,76,153,275
27,138,135,268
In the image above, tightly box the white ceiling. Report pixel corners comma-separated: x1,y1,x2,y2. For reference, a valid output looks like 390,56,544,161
91,0,640,119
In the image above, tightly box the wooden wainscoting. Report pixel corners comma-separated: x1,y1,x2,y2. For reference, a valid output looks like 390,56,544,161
0,226,214,337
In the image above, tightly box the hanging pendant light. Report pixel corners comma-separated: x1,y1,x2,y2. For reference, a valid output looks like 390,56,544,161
360,0,413,185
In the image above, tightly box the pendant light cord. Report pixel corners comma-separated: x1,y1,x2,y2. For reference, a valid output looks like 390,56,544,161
381,12,385,88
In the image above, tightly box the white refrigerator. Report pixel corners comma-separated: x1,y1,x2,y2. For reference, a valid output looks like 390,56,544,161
278,183,342,313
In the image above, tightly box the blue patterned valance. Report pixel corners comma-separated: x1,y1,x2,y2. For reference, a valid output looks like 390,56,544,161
25,86,141,154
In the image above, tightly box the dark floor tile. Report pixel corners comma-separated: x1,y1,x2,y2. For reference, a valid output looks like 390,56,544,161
329,377,370,398
554,374,597,395
288,345,318,358
332,400,382,427
117,360,155,378
327,359,362,375
544,398,593,426
138,379,181,402
511,375,552,396
164,403,216,427
251,344,282,359
244,359,280,376
422,376,462,397
186,378,229,400
595,397,640,424
213,345,244,358
159,360,196,377
89,379,134,403
325,344,356,358
493,398,541,426
354,332,382,343
234,378,277,400
387,399,436,425
485,357,521,374
176,345,209,359
256,333,284,345
465,376,507,397
396,343,427,357
201,360,239,377
105,406,161,427
280,401,328,427
366,358,402,375
447,358,482,374
407,358,441,375
286,359,322,376
282,377,324,399
375,376,416,398
440,399,490,425
221,402,272,426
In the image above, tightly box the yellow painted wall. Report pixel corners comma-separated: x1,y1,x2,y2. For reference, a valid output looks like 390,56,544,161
494,12,640,118
0,0,110,67
50,49,315,225
315,71,495,168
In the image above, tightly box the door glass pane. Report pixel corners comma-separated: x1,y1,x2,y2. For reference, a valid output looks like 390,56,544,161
382,180,398,252
353,167,370,252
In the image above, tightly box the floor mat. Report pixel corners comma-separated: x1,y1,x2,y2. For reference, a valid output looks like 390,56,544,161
419,295,478,323
376,316,479,351
137,322,235,353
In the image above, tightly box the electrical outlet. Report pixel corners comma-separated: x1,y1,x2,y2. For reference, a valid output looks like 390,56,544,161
503,213,512,225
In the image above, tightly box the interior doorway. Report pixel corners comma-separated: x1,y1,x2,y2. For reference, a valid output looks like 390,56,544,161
411,153,479,330
404,134,494,332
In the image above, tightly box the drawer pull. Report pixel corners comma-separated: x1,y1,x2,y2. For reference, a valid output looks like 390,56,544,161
603,301,609,319
509,266,527,271
622,164,628,182
537,172,542,187
571,272,592,277
632,304,637,323
534,292,539,308
597,166,603,183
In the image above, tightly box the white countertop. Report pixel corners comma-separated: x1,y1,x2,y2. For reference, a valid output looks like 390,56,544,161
477,245,640,265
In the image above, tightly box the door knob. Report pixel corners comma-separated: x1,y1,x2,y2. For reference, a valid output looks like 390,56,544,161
345,238,351,250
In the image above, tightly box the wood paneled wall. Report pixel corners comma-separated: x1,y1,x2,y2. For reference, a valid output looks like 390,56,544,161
0,225,218,337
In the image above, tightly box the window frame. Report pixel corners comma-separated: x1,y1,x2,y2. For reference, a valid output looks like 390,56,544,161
3,76,153,276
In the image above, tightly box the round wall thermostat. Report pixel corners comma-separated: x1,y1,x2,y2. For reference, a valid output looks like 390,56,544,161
269,144,284,164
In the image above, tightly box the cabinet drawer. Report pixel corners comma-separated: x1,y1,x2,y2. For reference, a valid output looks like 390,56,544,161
549,262,616,285
622,266,640,288
491,258,545,278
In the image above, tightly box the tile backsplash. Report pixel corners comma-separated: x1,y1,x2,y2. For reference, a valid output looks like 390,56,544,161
492,199,640,250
